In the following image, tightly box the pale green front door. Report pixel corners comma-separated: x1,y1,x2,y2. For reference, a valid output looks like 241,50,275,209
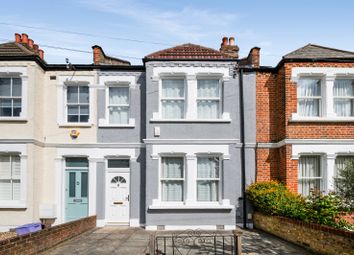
65,158,88,222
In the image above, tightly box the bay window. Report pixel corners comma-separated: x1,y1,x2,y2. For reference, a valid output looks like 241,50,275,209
197,79,221,119
67,85,89,123
0,155,21,200
297,78,322,117
197,156,220,201
298,155,322,196
108,86,129,124
0,77,22,117
161,79,185,119
333,79,354,117
161,157,184,201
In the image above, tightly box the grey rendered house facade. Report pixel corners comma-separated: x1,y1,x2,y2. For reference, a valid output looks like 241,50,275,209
0,34,256,231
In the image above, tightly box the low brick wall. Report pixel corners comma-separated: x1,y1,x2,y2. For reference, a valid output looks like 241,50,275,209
0,216,96,255
253,212,354,255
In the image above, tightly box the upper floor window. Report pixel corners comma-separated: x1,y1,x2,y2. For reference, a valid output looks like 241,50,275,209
0,154,21,201
161,79,185,119
197,79,221,119
333,79,354,117
108,159,130,168
297,78,322,117
298,155,322,196
67,85,89,123
197,156,221,201
108,86,129,124
0,77,22,117
160,157,184,201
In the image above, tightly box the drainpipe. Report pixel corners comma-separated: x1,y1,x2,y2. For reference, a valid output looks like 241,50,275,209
238,68,247,229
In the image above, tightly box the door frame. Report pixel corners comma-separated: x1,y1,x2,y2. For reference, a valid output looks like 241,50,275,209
105,166,130,225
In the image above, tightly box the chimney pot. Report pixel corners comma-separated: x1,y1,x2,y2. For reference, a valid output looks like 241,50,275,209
15,33,21,43
33,44,39,51
222,37,229,46
38,49,44,60
229,37,235,46
28,39,34,49
21,33,29,44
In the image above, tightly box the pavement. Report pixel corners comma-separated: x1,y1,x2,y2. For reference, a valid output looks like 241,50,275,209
42,226,314,255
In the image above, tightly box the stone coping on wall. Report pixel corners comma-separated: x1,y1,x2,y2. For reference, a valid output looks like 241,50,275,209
0,215,96,255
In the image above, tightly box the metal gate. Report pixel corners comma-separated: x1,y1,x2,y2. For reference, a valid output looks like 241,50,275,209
147,230,242,255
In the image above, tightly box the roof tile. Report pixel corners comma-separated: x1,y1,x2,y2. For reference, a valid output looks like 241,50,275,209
284,44,354,59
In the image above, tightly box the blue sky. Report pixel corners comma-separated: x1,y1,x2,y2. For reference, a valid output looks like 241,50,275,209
0,0,353,66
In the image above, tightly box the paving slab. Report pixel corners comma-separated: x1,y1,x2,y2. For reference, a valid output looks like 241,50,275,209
42,227,314,255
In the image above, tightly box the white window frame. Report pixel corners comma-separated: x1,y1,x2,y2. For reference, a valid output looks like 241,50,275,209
106,84,132,126
298,154,323,196
291,67,354,122
196,154,222,202
0,144,27,208
66,84,90,123
0,66,28,121
196,78,222,120
160,77,186,120
333,78,354,117
159,155,186,203
57,76,95,127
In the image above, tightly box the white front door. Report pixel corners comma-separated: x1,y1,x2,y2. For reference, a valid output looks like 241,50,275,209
106,172,130,223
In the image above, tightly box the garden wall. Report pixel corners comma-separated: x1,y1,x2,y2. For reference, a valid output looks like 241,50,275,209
253,212,353,255
0,216,96,255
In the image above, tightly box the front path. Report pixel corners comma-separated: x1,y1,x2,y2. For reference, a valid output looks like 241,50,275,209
42,227,314,255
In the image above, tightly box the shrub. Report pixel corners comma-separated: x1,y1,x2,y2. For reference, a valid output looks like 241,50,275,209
334,159,354,211
247,181,351,230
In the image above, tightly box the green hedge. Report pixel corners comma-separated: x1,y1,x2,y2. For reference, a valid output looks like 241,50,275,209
247,181,353,230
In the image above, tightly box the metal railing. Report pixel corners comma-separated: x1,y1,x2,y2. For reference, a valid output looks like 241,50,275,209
146,229,242,255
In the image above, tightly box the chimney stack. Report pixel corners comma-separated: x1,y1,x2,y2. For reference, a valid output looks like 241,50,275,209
38,49,44,60
21,33,29,44
15,33,21,43
220,36,239,59
28,39,34,49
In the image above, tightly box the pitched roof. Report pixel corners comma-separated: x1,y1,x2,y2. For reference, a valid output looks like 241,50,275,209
0,42,37,57
145,43,234,60
283,44,354,60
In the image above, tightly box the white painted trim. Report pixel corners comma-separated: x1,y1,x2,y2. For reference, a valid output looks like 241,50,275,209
129,218,140,227
224,225,236,230
0,225,17,232
164,225,217,230
0,144,27,208
152,144,230,156
145,225,157,231
149,119,231,123
144,139,239,144
257,139,354,148
148,204,234,210
96,219,105,227
88,159,97,216
289,116,354,122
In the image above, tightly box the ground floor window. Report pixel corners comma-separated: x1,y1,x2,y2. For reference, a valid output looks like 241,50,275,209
161,157,184,201
334,155,354,189
197,156,220,201
298,155,322,196
0,154,21,200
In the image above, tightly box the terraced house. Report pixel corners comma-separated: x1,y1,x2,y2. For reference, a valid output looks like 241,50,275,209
0,33,353,231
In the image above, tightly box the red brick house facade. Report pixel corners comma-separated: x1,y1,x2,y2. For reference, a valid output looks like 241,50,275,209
255,44,354,194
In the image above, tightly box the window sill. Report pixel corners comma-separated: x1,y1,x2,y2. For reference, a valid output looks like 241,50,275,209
58,123,94,128
0,201,26,209
0,117,28,122
149,200,233,210
149,119,231,123
98,118,135,128
289,116,354,122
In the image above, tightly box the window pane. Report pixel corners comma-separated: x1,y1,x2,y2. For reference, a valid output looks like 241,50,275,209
0,180,12,200
0,78,11,96
108,159,130,168
162,80,184,98
298,79,321,97
298,156,321,195
80,105,89,115
68,115,79,122
67,86,78,103
13,99,21,117
66,158,88,168
333,79,353,96
69,172,76,198
161,158,183,178
197,157,219,178
298,99,320,116
334,99,353,116
12,180,21,200
0,99,12,117
68,105,78,115
198,79,219,97
11,156,21,178
298,179,321,196
79,86,89,103
162,100,184,119
0,155,11,179
81,172,88,197
79,115,89,122
197,101,219,119
109,87,129,104
335,156,354,177
162,181,183,201
197,181,218,201
12,78,22,97
109,106,129,124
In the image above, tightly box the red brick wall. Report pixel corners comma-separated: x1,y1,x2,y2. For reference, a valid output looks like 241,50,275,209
0,216,96,255
256,61,354,193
